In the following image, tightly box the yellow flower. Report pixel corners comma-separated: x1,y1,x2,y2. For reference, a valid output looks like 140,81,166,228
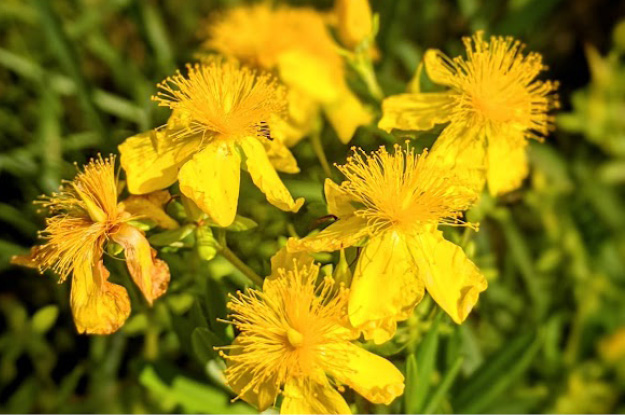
204,3,372,145
220,251,404,414
288,145,487,343
335,0,374,49
379,31,560,195
599,327,625,363
11,156,170,335
119,60,304,227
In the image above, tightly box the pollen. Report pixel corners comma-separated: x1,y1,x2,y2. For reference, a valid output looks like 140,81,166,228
152,59,287,141
220,262,352,399
439,31,559,139
337,145,478,233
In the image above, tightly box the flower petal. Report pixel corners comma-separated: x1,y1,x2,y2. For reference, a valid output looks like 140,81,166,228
428,123,488,196
329,342,404,405
282,379,351,415
378,92,454,133
269,89,319,148
264,246,316,293
112,224,170,305
424,49,457,86
349,231,424,343
324,89,373,143
286,215,369,253
324,179,356,218
239,136,304,213
277,49,341,104
262,134,300,174
223,339,280,412
178,141,241,227
409,230,487,324
119,190,179,230
70,255,130,335
119,128,202,195
486,129,529,195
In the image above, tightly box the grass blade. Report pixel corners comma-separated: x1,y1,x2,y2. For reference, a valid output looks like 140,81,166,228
423,355,464,414
32,0,107,142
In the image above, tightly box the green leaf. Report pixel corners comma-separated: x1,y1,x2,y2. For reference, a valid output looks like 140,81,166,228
407,312,442,413
423,356,464,414
122,314,148,336
32,0,107,142
191,327,223,364
404,354,418,413
168,308,195,358
226,216,258,232
453,331,542,413
54,364,86,410
139,365,252,414
492,209,547,320
6,377,36,413
138,2,174,75
106,241,123,257
204,277,228,338
31,305,59,334
190,301,209,330
149,224,196,247
127,219,153,232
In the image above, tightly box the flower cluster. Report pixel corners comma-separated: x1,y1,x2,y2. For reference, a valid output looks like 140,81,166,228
12,0,558,413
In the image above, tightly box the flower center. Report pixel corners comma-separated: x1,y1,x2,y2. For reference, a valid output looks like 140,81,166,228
287,328,304,348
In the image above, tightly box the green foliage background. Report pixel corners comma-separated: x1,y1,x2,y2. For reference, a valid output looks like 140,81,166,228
1,0,625,413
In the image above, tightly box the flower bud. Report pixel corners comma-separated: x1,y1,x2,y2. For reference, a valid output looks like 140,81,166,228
335,0,373,49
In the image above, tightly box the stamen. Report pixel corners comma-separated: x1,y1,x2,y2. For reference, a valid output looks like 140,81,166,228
337,144,477,233
152,59,286,141
440,31,559,140
220,261,353,399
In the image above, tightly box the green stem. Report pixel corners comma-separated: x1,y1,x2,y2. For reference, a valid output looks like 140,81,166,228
459,226,474,249
310,129,333,178
143,309,159,361
217,231,264,287
220,246,264,286
357,58,384,101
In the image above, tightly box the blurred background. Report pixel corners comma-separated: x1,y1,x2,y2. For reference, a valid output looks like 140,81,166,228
1,0,625,413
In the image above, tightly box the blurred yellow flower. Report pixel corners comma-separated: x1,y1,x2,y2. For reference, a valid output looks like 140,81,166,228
204,3,372,145
12,156,170,335
599,327,625,363
220,252,404,414
379,31,559,195
288,145,487,343
335,0,373,49
119,60,303,227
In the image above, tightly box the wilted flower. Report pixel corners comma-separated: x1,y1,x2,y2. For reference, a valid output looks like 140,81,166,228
119,59,303,227
379,31,559,195
288,145,487,343
12,156,169,334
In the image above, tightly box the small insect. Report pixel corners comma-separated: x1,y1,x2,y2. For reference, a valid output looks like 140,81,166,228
257,121,273,140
